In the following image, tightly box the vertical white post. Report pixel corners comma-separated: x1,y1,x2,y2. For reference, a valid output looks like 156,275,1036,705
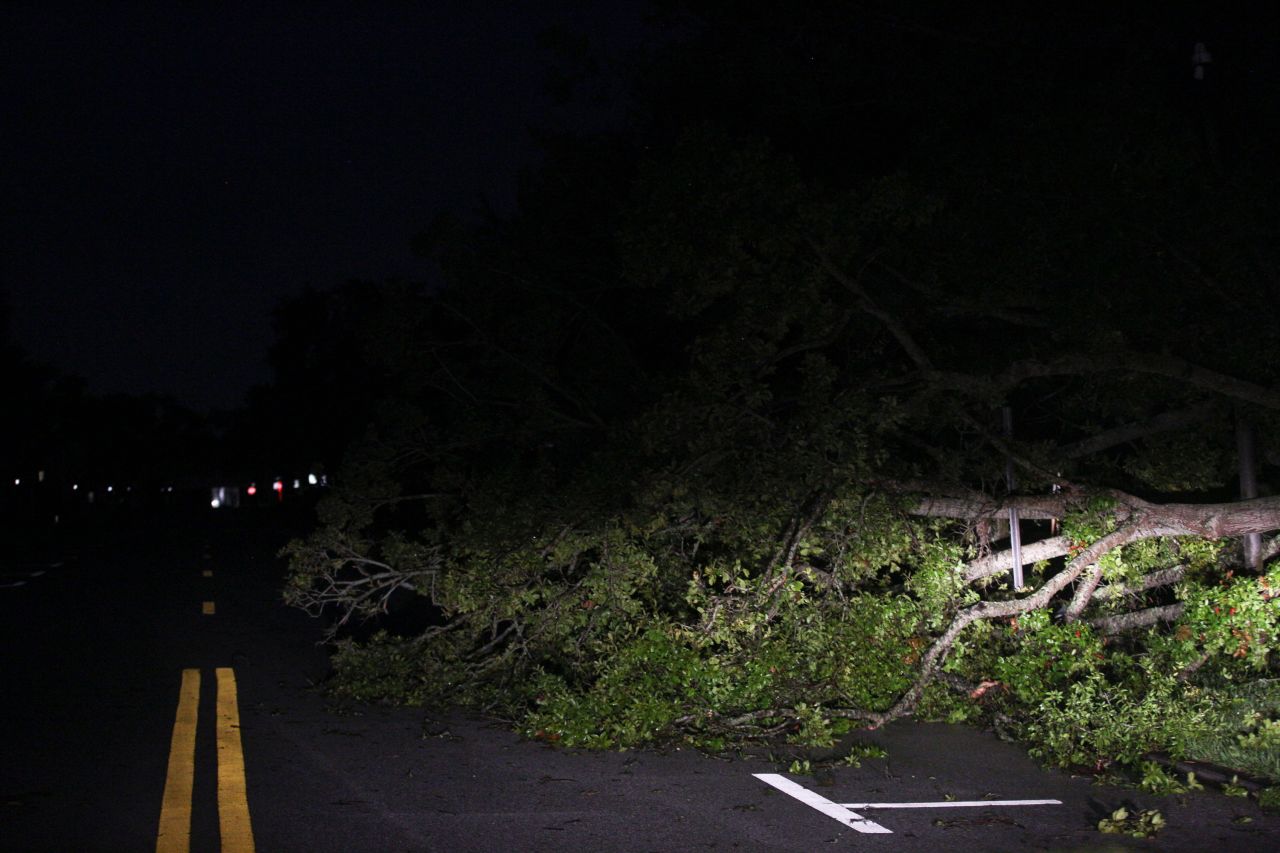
1237,410,1261,571
1003,407,1023,589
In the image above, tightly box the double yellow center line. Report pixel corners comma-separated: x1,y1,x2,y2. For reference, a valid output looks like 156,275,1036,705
156,668,255,852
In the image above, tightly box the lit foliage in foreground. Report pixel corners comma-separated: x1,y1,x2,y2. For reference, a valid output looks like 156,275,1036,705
282,47,1280,776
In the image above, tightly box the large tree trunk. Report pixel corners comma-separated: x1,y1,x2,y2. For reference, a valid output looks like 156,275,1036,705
908,491,1280,539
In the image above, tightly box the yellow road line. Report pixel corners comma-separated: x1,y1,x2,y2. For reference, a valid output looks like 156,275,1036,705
156,669,200,853
216,667,255,852
202,601,216,615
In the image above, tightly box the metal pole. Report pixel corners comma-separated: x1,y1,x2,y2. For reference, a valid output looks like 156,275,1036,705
1237,409,1261,571
1003,407,1024,589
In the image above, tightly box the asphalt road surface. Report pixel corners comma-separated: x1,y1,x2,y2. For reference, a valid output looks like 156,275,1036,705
3,509,1280,852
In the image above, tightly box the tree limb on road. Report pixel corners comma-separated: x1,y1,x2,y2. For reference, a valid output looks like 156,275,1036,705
909,490,1280,540
866,522,1149,728
1093,565,1187,600
851,487,1280,727
963,535,1073,582
1089,603,1185,635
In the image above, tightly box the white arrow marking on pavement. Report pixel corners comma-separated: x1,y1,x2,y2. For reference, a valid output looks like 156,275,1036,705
755,774,1063,834
753,773,892,834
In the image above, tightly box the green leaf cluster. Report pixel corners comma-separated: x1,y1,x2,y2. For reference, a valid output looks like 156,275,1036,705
1098,807,1166,838
275,8,1280,786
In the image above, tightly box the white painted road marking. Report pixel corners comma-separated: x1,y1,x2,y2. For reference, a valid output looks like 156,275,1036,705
841,798,1061,809
755,773,1062,834
753,774,892,833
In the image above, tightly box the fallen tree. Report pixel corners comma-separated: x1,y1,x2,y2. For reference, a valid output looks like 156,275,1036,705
281,27,1280,772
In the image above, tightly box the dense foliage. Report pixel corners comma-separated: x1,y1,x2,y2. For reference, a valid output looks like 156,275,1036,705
282,4,1280,779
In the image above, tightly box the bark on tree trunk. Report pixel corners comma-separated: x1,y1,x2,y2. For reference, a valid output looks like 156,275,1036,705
909,491,1280,539
964,536,1072,582
1089,603,1185,635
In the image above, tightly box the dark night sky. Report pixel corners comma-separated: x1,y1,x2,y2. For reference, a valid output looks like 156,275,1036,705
2,2,646,411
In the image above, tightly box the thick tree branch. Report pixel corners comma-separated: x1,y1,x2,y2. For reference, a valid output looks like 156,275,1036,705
437,299,607,428
757,309,854,372
1093,565,1187,600
868,523,1147,727
931,352,1280,411
1057,402,1220,460
1088,603,1185,635
1064,561,1107,622
872,260,1051,328
808,239,935,369
964,535,1073,582
1264,535,1280,564
1142,495,1280,538
951,407,1062,484
909,489,1280,539
909,494,1069,521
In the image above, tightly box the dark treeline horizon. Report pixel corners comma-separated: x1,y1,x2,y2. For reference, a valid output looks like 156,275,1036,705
8,2,1280,519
